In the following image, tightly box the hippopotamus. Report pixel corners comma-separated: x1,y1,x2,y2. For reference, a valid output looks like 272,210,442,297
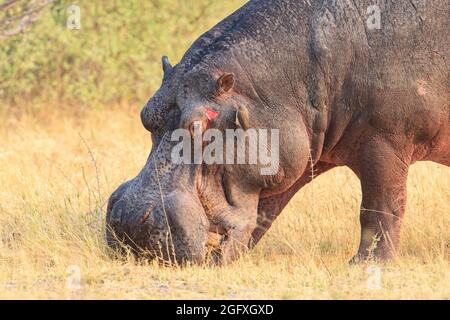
106,0,449,264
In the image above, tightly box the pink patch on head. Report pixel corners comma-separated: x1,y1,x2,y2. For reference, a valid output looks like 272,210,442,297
204,107,219,121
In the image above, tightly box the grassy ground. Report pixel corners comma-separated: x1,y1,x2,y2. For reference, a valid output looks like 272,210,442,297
0,107,448,299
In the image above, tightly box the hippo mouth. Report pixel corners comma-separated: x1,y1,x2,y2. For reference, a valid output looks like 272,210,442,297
196,164,242,263
106,166,237,265
207,232,224,248
206,207,229,251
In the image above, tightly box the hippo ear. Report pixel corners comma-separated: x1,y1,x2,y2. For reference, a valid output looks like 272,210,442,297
162,55,173,74
235,105,250,130
217,73,235,94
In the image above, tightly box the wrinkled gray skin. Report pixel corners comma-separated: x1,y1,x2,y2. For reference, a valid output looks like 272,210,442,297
107,0,449,264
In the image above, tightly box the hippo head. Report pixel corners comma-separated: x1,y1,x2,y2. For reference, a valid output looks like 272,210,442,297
106,55,280,265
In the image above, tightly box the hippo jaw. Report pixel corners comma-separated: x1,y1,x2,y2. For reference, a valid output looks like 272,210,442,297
106,153,259,265
105,133,216,264
105,139,248,265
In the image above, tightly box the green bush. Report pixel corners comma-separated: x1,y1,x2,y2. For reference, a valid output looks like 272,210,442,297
0,0,245,109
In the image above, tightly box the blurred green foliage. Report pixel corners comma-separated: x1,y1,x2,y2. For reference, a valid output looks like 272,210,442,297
0,0,245,109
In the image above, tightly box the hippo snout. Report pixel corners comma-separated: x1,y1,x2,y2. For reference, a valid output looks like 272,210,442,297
161,192,210,263
106,181,210,264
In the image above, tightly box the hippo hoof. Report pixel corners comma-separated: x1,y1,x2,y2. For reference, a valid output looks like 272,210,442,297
349,254,367,265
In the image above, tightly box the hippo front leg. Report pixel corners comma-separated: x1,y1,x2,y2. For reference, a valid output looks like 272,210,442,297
350,136,410,262
251,162,336,246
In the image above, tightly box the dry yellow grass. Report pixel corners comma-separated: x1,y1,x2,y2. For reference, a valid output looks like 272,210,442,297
0,107,449,299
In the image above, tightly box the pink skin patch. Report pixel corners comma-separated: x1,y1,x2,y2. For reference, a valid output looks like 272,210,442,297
204,107,219,121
